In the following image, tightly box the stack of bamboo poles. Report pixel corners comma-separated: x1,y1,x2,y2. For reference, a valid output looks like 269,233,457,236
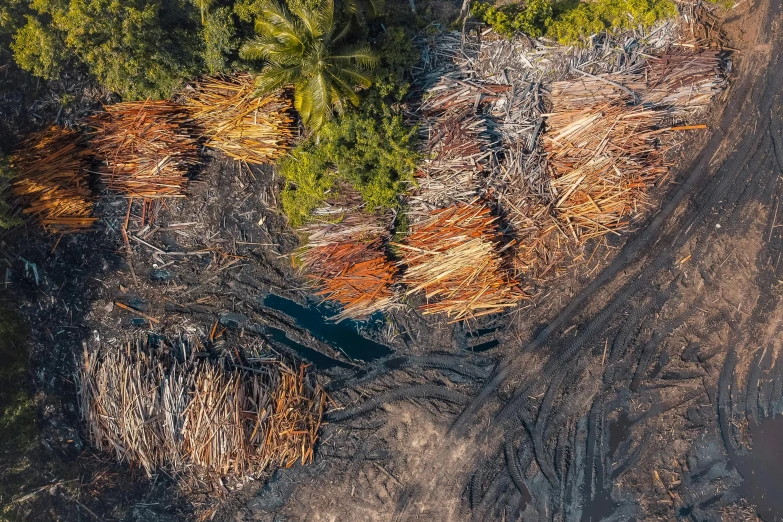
78,337,326,480
10,126,97,232
299,213,398,321
397,202,527,321
182,74,297,164
89,101,199,199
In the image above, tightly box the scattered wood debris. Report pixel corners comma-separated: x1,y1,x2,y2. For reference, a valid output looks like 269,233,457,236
182,74,297,164
298,211,399,321
88,101,199,199
78,337,326,483
406,28,730,291
10,126,97,232
397,202,528,322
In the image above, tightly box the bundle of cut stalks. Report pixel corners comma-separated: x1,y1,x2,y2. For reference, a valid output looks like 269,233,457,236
641,51,728,113
89,101,199,199
182,74,296,164
78,337,326,481
550,50,728,113
10,126,96,232
397,202,527,321
544,103,672,240
299,213,398,321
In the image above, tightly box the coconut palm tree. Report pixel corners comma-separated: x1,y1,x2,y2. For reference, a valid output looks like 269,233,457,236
240,0,379,129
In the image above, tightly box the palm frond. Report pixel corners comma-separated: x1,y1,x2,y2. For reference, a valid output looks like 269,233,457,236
316,0,335,39
255,64,300,93
326,70,361,107
331,45,380,69
329,65,373,89
287,0,324,38
331,20,352,46
294,80,314,125
240,37,302,64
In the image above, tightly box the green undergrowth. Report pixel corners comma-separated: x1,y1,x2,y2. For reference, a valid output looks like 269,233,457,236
0,305,38,521
0,154,20,230
0,307,34,450
472,0,679,44
279,27,420,227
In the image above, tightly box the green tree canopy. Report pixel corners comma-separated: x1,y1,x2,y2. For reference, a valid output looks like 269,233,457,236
11,0,205,99
240,0,378,129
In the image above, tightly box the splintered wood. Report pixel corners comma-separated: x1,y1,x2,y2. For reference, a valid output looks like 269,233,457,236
89,101,199,198
544,103,671,240
550,51,728,113
78,338,326,482
544,50,727,241
10,126,96,232
182,74,296,164
299,213,398,321
398,202,527,321
404,29,729,298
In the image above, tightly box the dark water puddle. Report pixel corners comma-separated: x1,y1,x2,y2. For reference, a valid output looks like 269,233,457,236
261,294,392,362
608,412,632,457
471,339,500,352
734,414,783,520
246,322,352,370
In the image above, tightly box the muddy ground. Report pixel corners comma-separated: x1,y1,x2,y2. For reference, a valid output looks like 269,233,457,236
1,0,782,520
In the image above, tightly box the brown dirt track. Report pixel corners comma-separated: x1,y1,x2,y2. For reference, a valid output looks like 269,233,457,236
236,1,783,521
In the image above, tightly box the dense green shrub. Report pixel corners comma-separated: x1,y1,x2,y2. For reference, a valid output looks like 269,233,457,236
280,106,418,226
471,0,553,38
11,17,69,80
12,0,204,99
549,0,677,44
202,6,238,74
0,0,29,38
472,0,677,44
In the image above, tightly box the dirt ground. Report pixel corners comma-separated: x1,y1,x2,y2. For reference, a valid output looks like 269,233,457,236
1,0,782,520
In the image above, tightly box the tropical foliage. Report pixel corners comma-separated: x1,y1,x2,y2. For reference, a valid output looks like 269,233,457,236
471,0,553,38
279,28,419,226
0,155,20,229
11,0,203,99
472,0,677,44
240,0,379,128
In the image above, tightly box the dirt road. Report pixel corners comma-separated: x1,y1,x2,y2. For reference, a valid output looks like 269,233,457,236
241,1,783,520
